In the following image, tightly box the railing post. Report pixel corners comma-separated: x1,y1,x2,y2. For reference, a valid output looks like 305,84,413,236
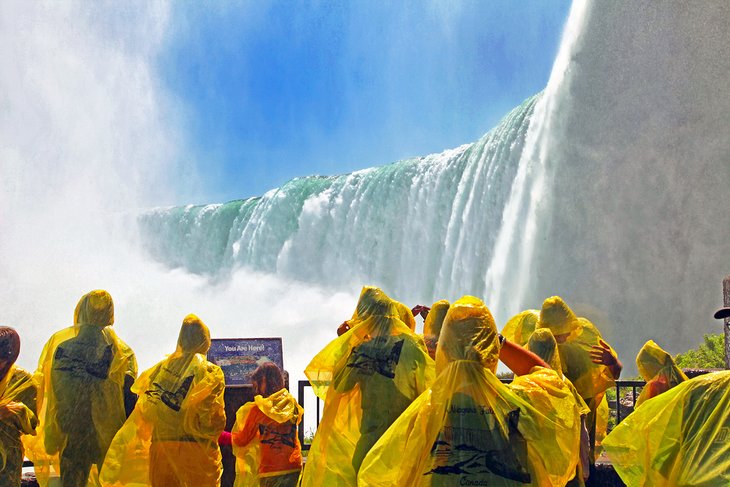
722,276,730,369
316,390,321,426
298,380,306,449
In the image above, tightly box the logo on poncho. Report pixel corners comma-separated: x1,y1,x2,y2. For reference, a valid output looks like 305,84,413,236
54,343,113,380
424,406,531,483
347,337,404,379
259,423,297,449
146,375,194,412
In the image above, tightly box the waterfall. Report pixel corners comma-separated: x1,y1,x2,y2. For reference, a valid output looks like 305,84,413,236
139,0,730,368
139,95,542,315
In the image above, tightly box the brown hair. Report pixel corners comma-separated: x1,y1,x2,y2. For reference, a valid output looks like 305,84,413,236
251,362,284,397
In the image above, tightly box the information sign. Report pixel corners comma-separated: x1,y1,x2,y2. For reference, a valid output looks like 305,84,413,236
208,337,284,386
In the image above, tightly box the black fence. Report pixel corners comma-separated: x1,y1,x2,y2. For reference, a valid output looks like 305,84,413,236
297,378,648,451
298,379,321,451
611,379,645,423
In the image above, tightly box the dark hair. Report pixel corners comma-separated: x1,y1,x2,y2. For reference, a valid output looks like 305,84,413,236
0,327,20,365
251,362,284,397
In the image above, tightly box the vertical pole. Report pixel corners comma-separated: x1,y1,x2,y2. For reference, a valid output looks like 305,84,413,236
724,277,730,369
316,395,321,426
298,380,305,448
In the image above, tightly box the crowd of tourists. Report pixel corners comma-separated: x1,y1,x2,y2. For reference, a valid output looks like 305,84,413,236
0,287,728,486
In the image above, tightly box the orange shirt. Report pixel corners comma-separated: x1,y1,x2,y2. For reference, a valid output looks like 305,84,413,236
232,405,302,474
644,375,671,402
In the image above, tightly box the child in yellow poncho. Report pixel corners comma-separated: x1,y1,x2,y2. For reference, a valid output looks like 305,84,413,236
232,362,303,487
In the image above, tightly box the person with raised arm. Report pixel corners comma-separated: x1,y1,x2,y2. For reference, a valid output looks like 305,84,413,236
301,286,434,487
534,296,621,466
358,296,582,486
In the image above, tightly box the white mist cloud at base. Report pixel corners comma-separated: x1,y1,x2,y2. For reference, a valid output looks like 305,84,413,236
0,1,358,383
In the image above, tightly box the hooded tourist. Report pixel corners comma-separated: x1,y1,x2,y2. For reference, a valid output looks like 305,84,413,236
394,300,417,332
526,328,590,486
423,300,450,360
301,286,434,486
100,314,226,487
28,291,137,486
534,296,621,465
501,309,540,346
27,290,136,487
634,340,687,408
231,362,303,487
604,370,730,485
358,296,583,487
0,327,38,487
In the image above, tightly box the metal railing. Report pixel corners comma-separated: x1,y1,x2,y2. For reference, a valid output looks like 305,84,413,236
612,379,645,423
297,378,648,450
298,379,321,451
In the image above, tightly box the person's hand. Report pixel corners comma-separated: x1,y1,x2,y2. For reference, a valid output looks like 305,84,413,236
591,339,623,380
411,305,430,319
218,430,232,447
337,321,351,336
0,402,22,421
590,339,618,366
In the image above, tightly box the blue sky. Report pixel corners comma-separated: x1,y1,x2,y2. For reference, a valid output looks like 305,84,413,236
158,1,571,203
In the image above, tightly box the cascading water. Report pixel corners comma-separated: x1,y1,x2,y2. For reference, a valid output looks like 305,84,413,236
139,94,541,310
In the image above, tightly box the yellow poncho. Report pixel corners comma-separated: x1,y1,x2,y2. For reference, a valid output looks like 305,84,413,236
604,370,730,486
301,286,434,487
100,314,226,487
501,309,540,347
232,388,303,487
358,296,582,486
26,290,137,487
423,300,450,360
526,329,589,416
0,365,38,487
594,395,609,456
634,340,687,408
535,296,615,400
394,300,417,332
